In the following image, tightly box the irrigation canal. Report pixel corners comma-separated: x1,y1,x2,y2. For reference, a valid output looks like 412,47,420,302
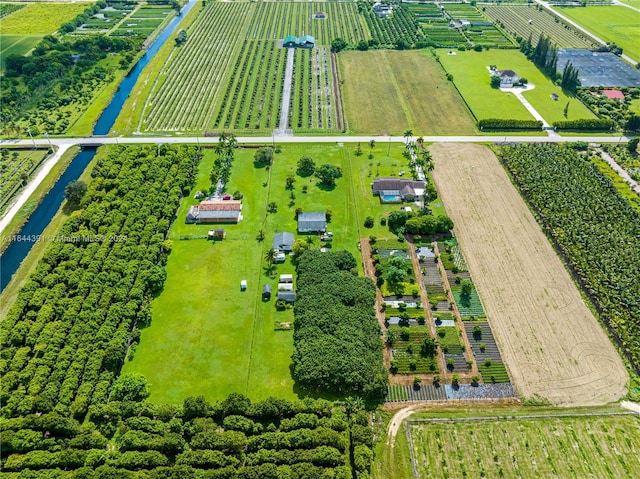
0,0,198,292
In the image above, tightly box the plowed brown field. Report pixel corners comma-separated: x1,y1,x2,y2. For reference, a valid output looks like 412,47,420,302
430,143,627,406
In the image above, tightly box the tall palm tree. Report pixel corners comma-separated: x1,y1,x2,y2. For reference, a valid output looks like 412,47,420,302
264,248,276,265
403,129,413,144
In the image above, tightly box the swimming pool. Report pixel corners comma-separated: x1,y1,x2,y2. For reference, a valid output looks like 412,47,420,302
381,194,402,202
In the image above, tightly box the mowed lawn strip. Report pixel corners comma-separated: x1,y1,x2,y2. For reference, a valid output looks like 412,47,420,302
557,5,640,62
409,414,640,479
438,49,595,124
0,3,88,35
430,143,627,406
339,50,477,135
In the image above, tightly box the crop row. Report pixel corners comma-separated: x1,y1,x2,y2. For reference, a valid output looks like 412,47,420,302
143,2,251,132
0,3,25,18
212,40,285,131
484,5,595,48
0,145,200,420
246,1,369,45
290,47,336,131
500,144,640,371
143,2,363,133
364,5,423,46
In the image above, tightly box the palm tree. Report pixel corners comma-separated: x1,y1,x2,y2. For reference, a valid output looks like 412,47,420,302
305,236,315,246
264,248,276,265
256,230,265,242
416,136,424,148
421,150,434,173
403,129,413,144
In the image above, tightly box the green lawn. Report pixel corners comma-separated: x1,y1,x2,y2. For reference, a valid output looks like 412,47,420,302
438,49,596,124
339,50,478,135
126,143,421,404
557,5,640,62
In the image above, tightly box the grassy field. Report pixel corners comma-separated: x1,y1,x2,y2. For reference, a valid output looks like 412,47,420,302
408,412,640,478
437,49,596,124
339,50,478,135
0,35,41,71
125,142,424,403
557,5,640,62
0,2,87,34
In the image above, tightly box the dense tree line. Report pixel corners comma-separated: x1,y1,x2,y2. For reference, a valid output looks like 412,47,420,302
0,145,200,422
520,33,558,79
1,34,138,136
560,61,580,93
1,394,361,477
478,119,543,130
500,144,640,372
292,250,388,398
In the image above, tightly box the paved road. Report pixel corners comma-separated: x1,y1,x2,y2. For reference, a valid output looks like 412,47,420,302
0,135,630,148
0,134,632,236
535,0,637,65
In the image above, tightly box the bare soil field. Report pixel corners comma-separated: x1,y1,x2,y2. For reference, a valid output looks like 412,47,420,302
429,143,627,406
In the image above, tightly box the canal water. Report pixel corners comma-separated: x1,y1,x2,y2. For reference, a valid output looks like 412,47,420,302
0,0,197,291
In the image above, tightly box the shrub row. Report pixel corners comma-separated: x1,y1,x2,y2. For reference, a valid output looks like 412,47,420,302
552,119,615,131
478,118,543,130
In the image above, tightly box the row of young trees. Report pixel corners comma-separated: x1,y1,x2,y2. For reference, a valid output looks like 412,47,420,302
500,144,640,371
1,145,200,422
2,393,370,477
292,250,388,398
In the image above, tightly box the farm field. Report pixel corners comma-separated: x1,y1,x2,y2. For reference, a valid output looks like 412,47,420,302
126,142,390,403
112,4,173,38
556,5,640,61
437,49,596,124
408,413,640,479
0,148,49,216
484,4,595,48
133,1,367,134
0,35,41,71
429,143,627,406
339,50,477,135
0,2,87,34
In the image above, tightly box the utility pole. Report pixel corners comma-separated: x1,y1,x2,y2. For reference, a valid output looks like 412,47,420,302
45,132,53,153
26,128,35,148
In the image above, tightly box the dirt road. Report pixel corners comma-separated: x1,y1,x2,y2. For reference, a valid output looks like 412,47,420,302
429,143,627,406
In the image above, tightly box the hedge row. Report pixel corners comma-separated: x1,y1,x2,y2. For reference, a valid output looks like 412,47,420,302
478,119,543,130
552,119,615,131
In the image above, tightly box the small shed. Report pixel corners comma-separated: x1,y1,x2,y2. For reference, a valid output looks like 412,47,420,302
240,280,247,291
299,35,315,48
262,284,272,301
278,291,297,303
208,228,225,240
314,11,326,19
278,283,294,291
279,274,293,283
283,35,298,48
